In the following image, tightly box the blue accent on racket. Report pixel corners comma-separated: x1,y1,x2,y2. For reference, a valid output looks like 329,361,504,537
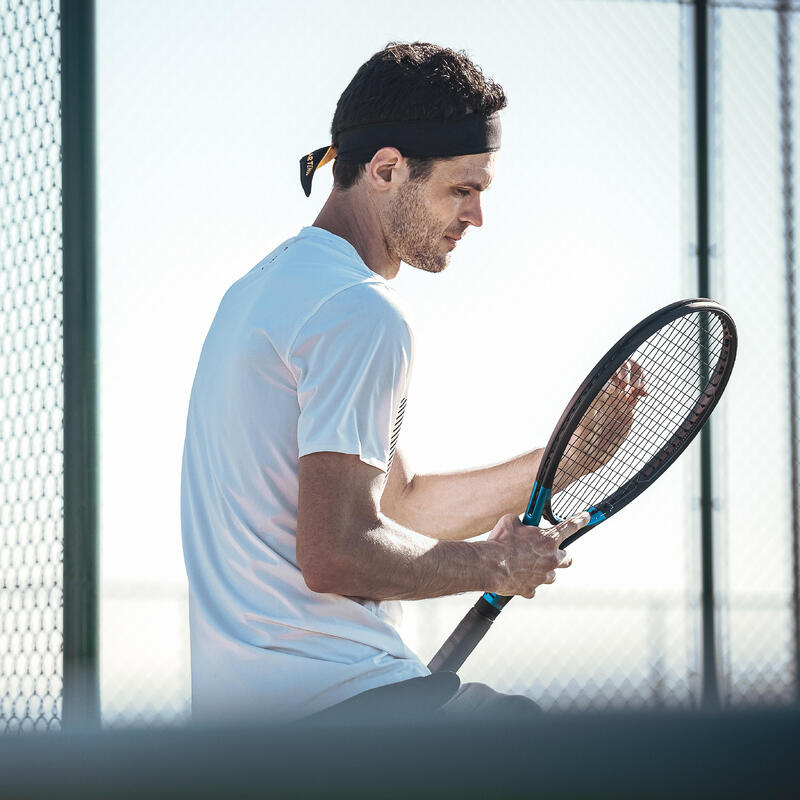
482,592,502,609
586,506,606,526
523,481,551,526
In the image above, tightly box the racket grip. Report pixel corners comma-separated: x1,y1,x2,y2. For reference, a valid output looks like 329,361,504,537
427,596,505,674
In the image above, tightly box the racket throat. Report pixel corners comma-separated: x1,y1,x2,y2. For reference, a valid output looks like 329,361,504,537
523,482,551,526
524,479,606,528
585,506,606,525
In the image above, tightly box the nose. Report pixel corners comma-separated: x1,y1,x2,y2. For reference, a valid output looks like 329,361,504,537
460,193,483,228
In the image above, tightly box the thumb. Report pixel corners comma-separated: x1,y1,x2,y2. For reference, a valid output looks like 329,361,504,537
552,511,591,546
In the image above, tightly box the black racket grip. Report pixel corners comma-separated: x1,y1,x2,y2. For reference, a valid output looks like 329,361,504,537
428,595,507,673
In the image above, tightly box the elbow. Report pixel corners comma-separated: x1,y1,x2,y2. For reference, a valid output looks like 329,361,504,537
296,515,380,596
301,561,340,594
297,544,353,595
297,548,330,594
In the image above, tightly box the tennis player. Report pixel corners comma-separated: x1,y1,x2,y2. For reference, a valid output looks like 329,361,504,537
181,42,640,723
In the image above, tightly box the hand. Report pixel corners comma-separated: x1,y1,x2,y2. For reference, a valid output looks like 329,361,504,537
485,511,589,598
555,359,647,491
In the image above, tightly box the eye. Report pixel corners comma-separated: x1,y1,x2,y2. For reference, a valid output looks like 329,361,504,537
455,188,470,197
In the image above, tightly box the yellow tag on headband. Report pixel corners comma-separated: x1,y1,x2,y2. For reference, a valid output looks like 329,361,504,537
300,145,337,197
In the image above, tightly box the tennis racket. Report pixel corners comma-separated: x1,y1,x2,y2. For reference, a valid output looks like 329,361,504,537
428,298,738,674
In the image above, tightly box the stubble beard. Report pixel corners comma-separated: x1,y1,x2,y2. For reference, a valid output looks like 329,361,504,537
385,180,451,274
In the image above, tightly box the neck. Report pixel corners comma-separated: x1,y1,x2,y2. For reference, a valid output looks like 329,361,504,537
313,187,401,280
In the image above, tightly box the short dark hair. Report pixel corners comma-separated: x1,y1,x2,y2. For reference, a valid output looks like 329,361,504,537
331,42,507,190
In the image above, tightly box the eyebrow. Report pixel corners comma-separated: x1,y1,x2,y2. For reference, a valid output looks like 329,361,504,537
458,180,492,192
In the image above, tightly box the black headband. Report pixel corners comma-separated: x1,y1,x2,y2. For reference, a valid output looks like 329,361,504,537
299,112,501,197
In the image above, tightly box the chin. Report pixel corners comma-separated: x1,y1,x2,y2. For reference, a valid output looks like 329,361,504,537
407,253,451,274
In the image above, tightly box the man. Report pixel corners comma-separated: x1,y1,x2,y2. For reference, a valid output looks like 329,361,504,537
181,42,624,724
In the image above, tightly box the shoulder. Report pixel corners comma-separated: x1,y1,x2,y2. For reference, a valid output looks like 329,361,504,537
285,228,413,342
222,227,414,359
322,280,410,329
295,281,414,362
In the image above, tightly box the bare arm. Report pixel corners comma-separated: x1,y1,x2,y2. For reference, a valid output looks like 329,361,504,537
379,361,648,542
379,448,544,541
296,451,585,602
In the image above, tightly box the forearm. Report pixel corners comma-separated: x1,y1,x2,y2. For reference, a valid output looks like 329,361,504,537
298,451,577,603
386,448,544,541
303,513,505,601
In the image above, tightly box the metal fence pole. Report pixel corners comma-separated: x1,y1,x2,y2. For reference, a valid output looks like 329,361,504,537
777,1,799,704
692,0,720,709
61,0,100,730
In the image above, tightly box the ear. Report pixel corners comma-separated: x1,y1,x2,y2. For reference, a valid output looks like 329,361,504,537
365,147,408,192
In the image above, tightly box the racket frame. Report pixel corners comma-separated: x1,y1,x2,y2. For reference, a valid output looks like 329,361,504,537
526,298,737,548
429,298,738,670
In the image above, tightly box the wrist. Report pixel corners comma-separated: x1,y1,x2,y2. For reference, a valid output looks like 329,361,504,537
475,539,509,592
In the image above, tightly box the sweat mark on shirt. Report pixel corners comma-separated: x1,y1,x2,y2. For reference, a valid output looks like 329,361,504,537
385,397,406,482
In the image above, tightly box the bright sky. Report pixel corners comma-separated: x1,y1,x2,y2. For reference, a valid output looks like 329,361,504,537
97,0,686,584
93,0,797,711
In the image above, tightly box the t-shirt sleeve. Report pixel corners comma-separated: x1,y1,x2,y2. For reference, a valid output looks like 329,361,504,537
289,283,413,472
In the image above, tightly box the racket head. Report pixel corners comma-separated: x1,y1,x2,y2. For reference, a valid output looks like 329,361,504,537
524,298,737,547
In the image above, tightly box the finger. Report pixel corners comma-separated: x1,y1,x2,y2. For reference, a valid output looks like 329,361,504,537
551,511,591,545
629,360,648,398
618,369,641,405
555,548,573,568
610,363,636,399
621,361,637,398
623,359,633,381
609,360,630,388
544,570,556,584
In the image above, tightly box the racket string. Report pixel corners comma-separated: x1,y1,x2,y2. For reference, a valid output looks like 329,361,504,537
551,311,727,519
553,316,725,515
557,343,712,484
557,358,720,490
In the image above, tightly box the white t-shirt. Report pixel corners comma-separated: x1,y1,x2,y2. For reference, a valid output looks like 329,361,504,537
181,225,429,723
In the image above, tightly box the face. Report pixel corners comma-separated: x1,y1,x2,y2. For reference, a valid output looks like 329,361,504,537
384,152,495,273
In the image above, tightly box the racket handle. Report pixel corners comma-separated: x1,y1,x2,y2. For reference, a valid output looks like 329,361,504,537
428,595,509,673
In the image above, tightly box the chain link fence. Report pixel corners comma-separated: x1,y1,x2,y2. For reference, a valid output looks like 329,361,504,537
0,0,63,733
2,0,799,729
97,0,798,724
403,590,701,711
100,582,189,728
97,0,695,723
714,1,799,707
